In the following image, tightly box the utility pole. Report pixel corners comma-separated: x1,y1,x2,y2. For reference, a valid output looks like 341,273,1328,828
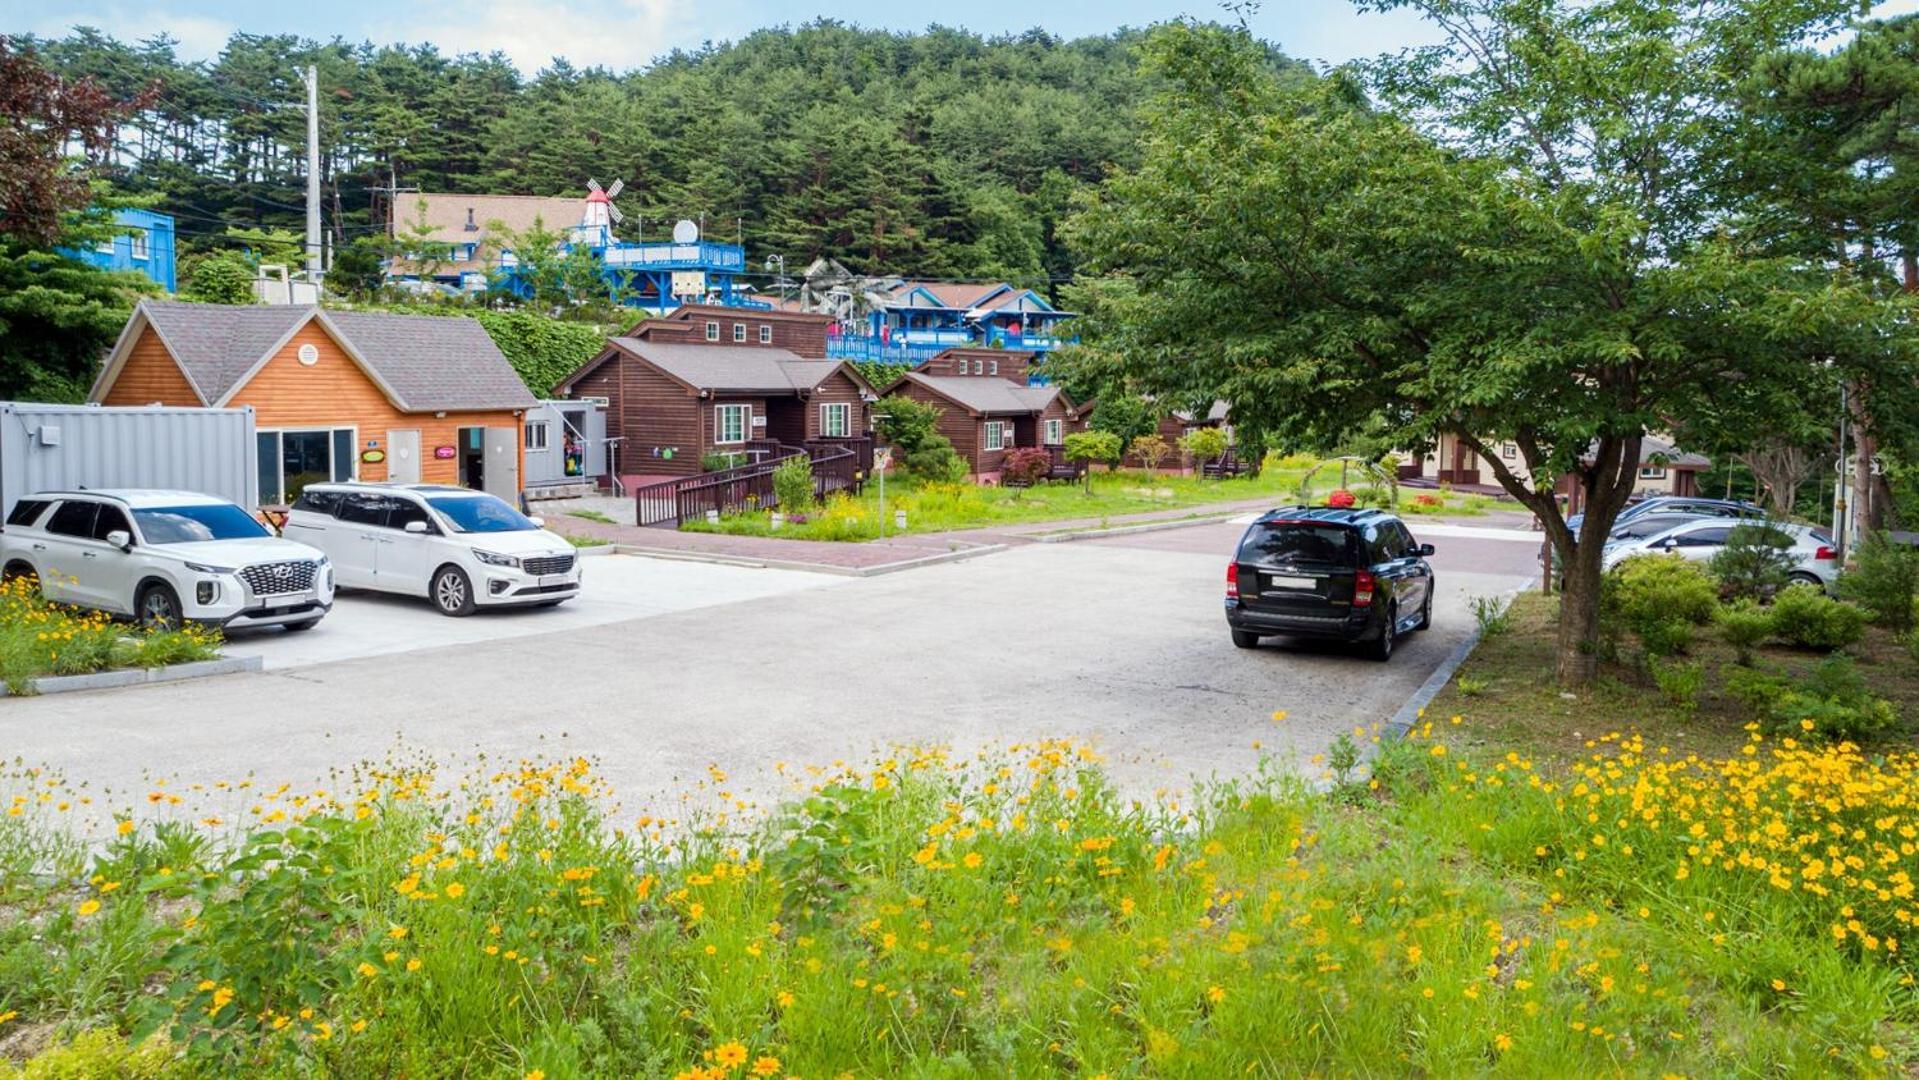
304,65,322,280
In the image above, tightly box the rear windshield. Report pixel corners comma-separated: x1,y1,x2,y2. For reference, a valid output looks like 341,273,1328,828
1238,523,1357,565
134,505,271,544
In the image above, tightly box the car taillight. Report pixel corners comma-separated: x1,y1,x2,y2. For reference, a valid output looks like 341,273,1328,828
1815,545,1836,561
1354,569,1376,607
1226,563,1240,599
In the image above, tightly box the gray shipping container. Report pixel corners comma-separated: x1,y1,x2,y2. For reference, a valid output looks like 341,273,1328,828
0,402,258,521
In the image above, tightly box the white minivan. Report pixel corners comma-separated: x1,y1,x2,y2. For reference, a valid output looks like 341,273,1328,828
285,483,581,616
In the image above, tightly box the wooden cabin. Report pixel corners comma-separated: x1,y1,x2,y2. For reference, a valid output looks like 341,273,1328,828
881,350,1088,483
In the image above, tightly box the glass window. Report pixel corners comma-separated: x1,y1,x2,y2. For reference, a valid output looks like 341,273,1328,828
336,494,391,528
984,421,1006,452
705,321,720,341
758,325,772,344
1676,526,1732,547
1237,523,1358,566
525,422,550,451
134,504,270,544
257,432,280,504
424,494,536,533
1639,466,1668,479
732,322,746,342
332,430,354,482
91,504,132,541
1502,443,1517,459
291,489,341,516
44,500,98,538
388,498,436,533
715,404,749,445
5,499,49,527
1043,418,1063,445
130,231,148,259
821,403,850,438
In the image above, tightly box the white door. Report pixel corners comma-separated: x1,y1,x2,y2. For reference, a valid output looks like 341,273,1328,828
328,493,387,588
35,499,100,606
387,429,421,485
377,497,441,597
86,502,143,615
483,428,519,501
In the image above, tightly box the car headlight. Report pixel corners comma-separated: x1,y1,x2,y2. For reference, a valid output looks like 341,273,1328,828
473,550,520,569
185,561,236,575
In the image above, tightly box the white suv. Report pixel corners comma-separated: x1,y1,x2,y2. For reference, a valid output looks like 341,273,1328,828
0,490,333,631
284,483,581,616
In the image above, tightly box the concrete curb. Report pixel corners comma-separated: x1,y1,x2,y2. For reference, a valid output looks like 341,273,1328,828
572,543,620,557
1031,512,1245,544
0,655,263,699
606,542,1007,578
1381,582,1538,740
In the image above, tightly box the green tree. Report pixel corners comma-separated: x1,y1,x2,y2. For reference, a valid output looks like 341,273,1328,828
327,234,388,300
0,247,155,400
1088,394,1156,454
1180,427,1229,477
180,251,256,304
1062,430,1121,492
1067,15,1904,686
1129,433,1172,475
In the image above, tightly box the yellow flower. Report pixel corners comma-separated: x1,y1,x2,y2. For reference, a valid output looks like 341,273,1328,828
444,881,466,899
1770,978,1786,992
1494,1033,1514,1053
713,1042,748,1069
525,1071,546,1080
76,899,100,917
388,926,409,939
1206,985,1226,1004
962,851,983,869
357,962,379,978
115,819,134,836
750,1057,781,1077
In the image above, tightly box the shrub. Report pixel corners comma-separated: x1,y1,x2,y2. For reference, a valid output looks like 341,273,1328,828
903,435,968,483
772,456,815,513
1271,451,1319,470
1768,583,1865,650
701,451,746,473
1708,523,1798,602
872,395,946,455
1127,433,1172,473
1352,486,1391,508
999,447,1053,490
1605,555,1719,648
1649,657,1704,714
1724,657,1898,740
1836,531,1919,634
808,493,872,541
1178,427,1229,471
1715,600,1773,665
1469,595,1513,638
1063,431,1123,491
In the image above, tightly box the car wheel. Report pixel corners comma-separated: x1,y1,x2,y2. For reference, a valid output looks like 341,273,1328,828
2,561,40,596
1787,572,1824,588
1231,629,1260,649
1415,592,1433,631
137,583,184,631
432,566,476,617
1369,605,1397,662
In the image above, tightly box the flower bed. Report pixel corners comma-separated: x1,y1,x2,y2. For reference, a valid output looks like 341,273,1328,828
0,576,223,695
0,729,1911,1074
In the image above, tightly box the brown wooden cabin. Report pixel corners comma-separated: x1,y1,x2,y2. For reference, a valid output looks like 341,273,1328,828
880,349,1089,483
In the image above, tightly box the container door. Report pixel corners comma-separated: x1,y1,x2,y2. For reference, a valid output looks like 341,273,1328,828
387,429,421,484
483,427,519,500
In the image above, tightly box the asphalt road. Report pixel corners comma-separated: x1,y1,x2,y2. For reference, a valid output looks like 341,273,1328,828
0,521,1540,825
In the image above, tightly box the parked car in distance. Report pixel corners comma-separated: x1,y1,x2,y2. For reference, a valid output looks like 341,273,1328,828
285,483,581,616
1603,511,1720,548
1568,496,1767,536
1225,507,1435,661
0,490,332,631
1602,518,1838,588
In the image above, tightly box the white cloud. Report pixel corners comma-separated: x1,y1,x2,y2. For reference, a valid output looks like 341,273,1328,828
22,8,236,61
390,0,698,74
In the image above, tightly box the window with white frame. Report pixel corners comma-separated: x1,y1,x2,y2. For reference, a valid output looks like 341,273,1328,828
1501,443,1517,459
130,231,148,259
1043,418,1063,445
820,402,850,438
758,325,772,344
256,428,356,505
525,421,550,451
714,404,750,445
732,322,747,342
1639,466,1667,480
984,421,1008,452
973,359,985,374
989,360,999,376
705,321,720,342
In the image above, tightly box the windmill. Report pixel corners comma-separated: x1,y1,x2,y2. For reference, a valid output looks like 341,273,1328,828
581,178,625,238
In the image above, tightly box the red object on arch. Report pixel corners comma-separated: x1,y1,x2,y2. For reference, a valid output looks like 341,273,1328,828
1327,489,1357,508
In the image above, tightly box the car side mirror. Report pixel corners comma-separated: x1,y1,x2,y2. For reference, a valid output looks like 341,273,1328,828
528,515,546,528
1417,543,1435,557
1659,538,1678,550
104,529,132,551
403,520,429,534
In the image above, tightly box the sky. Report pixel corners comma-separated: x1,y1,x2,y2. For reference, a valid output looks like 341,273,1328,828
6,0,1916,76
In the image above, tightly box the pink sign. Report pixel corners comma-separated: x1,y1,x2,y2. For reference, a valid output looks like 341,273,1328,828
434,445,456,460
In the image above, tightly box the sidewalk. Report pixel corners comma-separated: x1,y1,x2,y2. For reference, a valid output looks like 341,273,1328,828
543,495,1537,575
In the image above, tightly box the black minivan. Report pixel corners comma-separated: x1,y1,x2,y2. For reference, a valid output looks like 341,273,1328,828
1225,507,1436,661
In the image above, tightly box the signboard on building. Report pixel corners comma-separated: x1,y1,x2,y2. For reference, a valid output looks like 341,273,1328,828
434,445,456,460
671,270,706,297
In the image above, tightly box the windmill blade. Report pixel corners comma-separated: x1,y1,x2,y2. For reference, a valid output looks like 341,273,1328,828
587,178,604,195
607,204,624,224
605,178,624,199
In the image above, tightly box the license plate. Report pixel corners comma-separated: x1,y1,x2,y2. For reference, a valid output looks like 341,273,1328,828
1266,574,1317,590
541,575,571,587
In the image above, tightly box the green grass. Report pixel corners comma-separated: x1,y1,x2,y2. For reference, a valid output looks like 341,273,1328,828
1,731,1913,1075
564,535,612,548
680,463,1499,542
0,577,223,695
564,510,617,525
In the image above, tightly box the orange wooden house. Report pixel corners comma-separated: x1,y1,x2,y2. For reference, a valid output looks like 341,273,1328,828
89,301,536,506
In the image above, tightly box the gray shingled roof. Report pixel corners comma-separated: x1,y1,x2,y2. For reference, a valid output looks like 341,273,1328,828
896,373,1064,416
614,339,848,394
135,301,535,411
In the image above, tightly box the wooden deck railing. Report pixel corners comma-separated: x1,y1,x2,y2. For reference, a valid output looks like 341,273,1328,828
631,438,870,528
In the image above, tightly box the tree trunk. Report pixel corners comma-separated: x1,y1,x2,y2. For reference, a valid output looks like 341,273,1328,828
1554,529,1608,686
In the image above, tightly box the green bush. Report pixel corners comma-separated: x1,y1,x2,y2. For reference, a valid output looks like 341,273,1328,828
1639,619,1694,658
903,435,968,482
1605,555,1719,652
1836,531,1919,634
873,395,946,455
1708,523,1798,602
701,451,746,473
1469,595,1513,638
1715,600,1773,665
1768,584,1865,650
772,456,815,513
1649,657,1704,714
0,1031,175,1079
1723,657,1898,740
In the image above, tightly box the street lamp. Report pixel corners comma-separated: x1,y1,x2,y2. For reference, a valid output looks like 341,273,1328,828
764,254,787,305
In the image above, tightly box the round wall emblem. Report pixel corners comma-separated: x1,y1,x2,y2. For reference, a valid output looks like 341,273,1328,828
297,344,320,366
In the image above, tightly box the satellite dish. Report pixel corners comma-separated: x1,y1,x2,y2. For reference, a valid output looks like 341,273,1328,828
672,219,699,244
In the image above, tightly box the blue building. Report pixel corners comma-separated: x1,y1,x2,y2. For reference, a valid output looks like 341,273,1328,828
826,280,1074,364
70,208,176,292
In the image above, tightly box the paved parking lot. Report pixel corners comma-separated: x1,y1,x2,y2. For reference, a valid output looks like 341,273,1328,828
0,520,1541,820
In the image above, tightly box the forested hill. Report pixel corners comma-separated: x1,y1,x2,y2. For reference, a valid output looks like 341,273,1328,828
28,22,1307,290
